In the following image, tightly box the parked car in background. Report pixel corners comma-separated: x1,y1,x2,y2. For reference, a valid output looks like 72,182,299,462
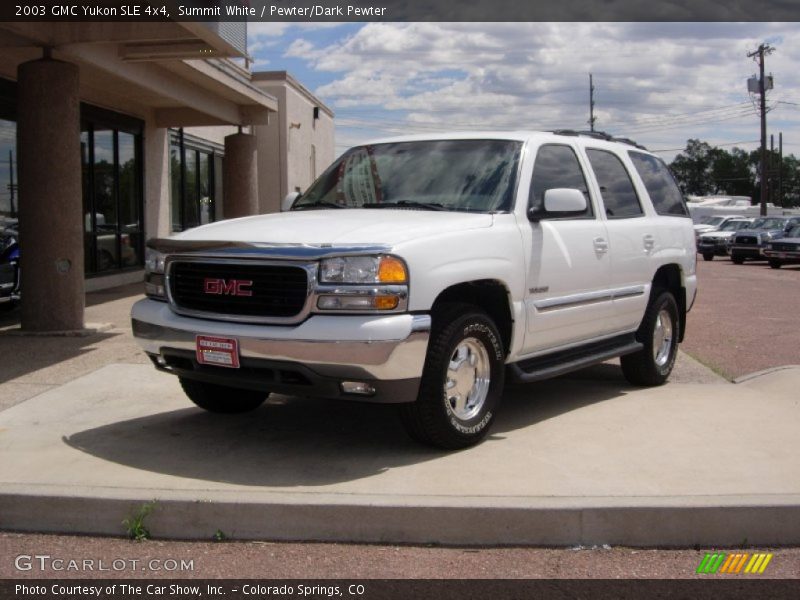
764,224,800,269
728,216,800,264
0,227,19,309
696,218,754,261
693,215,743,240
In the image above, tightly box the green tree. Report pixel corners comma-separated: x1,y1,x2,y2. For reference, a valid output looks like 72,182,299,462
669,139,717,195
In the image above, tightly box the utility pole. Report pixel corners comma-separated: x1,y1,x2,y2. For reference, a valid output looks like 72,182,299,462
778,132,783,206
588,73,596,132
748,43,774,216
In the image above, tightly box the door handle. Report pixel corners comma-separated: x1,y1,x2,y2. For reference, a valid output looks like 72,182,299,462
643,234,655,252
593,237,609,254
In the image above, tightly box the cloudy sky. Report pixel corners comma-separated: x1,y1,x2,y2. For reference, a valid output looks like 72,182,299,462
247,22,800,161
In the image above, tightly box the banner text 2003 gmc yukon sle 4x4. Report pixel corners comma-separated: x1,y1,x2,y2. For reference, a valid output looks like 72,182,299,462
132,131,697,449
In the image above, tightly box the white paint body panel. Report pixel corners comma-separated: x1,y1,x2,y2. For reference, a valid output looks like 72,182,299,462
138,131,698,372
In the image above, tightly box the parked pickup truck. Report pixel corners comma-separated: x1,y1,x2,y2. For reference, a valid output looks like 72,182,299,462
132,131,697,449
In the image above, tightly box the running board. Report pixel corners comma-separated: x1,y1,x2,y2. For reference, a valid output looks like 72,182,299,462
508,334,643,383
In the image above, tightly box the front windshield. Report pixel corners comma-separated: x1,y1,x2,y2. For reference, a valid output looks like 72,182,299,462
700,216,725,226
757,218,787,229
293,139,522,213
719,220,749,231
787,225,800,238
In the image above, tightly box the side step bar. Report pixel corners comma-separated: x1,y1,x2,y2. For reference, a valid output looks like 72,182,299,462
508,334,643,383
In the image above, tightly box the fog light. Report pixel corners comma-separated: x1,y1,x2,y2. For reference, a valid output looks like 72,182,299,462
155,355,167,366
341,381,376,396
317,294,399,310
373,295,399,309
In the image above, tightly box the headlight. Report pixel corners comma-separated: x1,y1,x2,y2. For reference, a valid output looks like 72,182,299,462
144,248,167,299
145,248,166,274
319,255,407,284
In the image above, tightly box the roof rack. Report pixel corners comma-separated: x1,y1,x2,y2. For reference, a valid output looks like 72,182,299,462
551,129,648,150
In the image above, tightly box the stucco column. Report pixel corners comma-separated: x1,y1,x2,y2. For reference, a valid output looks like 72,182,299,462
223,132,258,218
17,57,84,332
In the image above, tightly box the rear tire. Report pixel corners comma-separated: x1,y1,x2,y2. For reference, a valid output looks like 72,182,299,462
400,303,505,449
769,259,782,269
702,253,714,261
179,378,268,414
621,290,679,387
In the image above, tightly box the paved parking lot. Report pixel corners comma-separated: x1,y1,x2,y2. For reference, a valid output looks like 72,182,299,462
683,257,800,380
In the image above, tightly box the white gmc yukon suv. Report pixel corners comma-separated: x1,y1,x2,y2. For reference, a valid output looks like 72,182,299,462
132,131,697,449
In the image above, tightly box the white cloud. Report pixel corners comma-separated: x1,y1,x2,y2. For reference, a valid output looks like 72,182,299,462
264,23,800,158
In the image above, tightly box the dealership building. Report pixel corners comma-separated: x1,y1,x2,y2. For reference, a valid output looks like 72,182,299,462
0,21,334,332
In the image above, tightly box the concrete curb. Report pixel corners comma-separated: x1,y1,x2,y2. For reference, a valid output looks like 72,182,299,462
733,365,800,384
3,490,800,547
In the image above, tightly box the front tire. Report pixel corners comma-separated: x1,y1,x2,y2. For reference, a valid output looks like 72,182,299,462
731,255,745,265
621,290,679,387
400,304,505,449
179,378,268,414
702,253,714,261
769,259,782,269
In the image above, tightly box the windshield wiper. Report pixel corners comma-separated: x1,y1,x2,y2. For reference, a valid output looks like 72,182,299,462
292,201,347,210
362,200,448,211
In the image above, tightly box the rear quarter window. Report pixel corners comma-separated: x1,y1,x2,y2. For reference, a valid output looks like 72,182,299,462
628,151,690,217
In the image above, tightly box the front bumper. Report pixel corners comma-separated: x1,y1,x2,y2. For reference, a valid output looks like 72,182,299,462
697,240,729,255
729,244,764,258
131,299,430,403
764,249,800,261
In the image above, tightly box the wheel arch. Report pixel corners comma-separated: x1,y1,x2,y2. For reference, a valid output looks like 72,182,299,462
650,263,687,343
431,280,514,357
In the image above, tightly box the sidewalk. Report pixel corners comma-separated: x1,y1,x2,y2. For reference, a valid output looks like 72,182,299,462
1,285,798,546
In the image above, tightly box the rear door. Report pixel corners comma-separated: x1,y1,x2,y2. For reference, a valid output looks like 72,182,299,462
583,147,653,333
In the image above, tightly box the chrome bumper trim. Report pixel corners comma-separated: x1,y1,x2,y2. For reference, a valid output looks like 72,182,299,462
132,314,431,381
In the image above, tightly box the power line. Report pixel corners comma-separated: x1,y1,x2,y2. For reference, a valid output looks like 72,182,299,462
651,139,759,153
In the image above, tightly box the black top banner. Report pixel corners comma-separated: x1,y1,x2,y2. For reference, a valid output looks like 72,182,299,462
2,0,800,22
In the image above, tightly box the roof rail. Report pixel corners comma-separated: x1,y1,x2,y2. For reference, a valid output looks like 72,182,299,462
551,129,647,150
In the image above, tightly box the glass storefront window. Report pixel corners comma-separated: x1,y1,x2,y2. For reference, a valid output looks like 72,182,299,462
170,143,181,232
0,77,144,277
169,130,221,232
81,110,144,275
0,119,17,229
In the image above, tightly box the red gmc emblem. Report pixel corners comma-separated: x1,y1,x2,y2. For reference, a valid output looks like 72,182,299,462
203,278,254,297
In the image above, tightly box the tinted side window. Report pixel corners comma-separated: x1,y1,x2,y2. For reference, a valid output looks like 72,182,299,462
529,144,592,218
629,151,689,217
586,149,643,219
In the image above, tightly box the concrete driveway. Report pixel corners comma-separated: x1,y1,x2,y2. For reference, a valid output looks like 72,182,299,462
1,282,799,547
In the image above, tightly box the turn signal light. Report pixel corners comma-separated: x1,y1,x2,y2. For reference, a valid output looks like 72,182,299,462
378,256,407,283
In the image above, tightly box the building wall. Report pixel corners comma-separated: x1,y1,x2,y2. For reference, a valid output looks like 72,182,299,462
253,75,334,214
255,87,285,214
284,83,335,200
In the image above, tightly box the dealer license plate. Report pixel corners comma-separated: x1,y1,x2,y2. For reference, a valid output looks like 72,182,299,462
196,335,240,368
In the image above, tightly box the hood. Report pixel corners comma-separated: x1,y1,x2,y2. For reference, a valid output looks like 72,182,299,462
173,209,495,246
700,231,736,240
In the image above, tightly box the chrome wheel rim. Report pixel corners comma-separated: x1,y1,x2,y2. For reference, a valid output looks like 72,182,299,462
653,308,674,368
444,337,491,421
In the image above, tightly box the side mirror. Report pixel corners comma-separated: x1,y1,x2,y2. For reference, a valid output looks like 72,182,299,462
281,192,301,212
529,188,587,221
544,188,587,213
